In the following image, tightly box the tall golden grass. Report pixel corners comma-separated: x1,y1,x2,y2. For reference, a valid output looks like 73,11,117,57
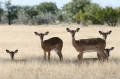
0,24,120,79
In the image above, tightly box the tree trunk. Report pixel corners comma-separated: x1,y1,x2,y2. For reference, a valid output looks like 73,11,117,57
8,11,11,25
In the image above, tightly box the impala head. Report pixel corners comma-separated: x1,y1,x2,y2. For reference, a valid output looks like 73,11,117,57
34,31,49,41
99,31,112,40
105,47,114,57
66,28,80,38
6,49,18,60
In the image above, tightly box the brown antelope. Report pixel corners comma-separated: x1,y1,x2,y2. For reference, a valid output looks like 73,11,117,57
66,28,108,63
34,31,63,62
97,30,112,60
99,31,112,40
95,46,114,61
6,49,18,60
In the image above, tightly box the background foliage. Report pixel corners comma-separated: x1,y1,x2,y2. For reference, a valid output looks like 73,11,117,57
0,0,120,26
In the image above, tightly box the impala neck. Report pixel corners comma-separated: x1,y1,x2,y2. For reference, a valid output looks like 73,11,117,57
39,37,44,48
103,36,106,40
72,37,77,48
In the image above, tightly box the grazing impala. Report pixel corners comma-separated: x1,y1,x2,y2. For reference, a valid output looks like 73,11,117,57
66,28,108,63
6,49,18,60
34,31,63,62
95,46,114,60
99,31,112,40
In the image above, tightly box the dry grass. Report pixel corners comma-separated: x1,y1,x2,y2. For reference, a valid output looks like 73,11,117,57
0,24,120,79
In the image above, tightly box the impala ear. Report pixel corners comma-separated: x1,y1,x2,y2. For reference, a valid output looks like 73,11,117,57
99,31,103,35
110,47,114,50
44,31,49,35
15,50,18,53
76,28,80,32
66,28,70,32
108,30,112,34
6,49,10,53
34,32,39,35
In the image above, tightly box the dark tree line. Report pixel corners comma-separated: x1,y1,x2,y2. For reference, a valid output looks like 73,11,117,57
0,0,60,25
63,0,120,26
0,0,120,26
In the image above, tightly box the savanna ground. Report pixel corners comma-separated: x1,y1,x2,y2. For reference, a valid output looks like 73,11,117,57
0,24,120,79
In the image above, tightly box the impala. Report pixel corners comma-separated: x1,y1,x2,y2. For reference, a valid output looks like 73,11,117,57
95,46,114,60
84,47,114,62
34,31,63,62
6,49,18,60
97,30,112,60
55,20,60,24
66,28,108,63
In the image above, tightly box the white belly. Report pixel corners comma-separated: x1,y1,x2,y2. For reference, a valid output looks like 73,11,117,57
52,48,59,54
83,50,96,53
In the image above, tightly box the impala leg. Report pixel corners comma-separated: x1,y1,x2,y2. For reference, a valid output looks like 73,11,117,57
48,51,50,62
44,51,46,62
59,51,63,61
103,51,108,62
95,46,107,62
97,53,102,61
99,50,108,62
77,54,81,63
54,48,63,62
78,52,83,64
57,51,62,62
58,45,63,62
77,54,80,60
102,53,108,62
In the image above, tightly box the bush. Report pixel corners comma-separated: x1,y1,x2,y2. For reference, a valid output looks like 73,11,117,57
35,12,57,25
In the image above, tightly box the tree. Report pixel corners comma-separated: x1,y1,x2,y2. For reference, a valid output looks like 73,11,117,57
5,0,20,25
96,6,119,26
105,7,118,26
5,0,11,25
62,0,90,22
116,7,120,24
22,6,38,19
36,2,58,14
74,12,81,24
84,3,100,15
63,0,90,15
74,10,91,26
0,2,4,24
83,3,102,24
95,8,105,24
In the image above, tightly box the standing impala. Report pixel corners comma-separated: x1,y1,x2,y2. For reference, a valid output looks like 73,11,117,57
97,30,112,60
95,46,114,60
66,28,108,63
34,31,63,62
84,47,114,61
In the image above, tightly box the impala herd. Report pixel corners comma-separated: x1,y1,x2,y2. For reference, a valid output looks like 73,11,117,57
6,28,114,63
